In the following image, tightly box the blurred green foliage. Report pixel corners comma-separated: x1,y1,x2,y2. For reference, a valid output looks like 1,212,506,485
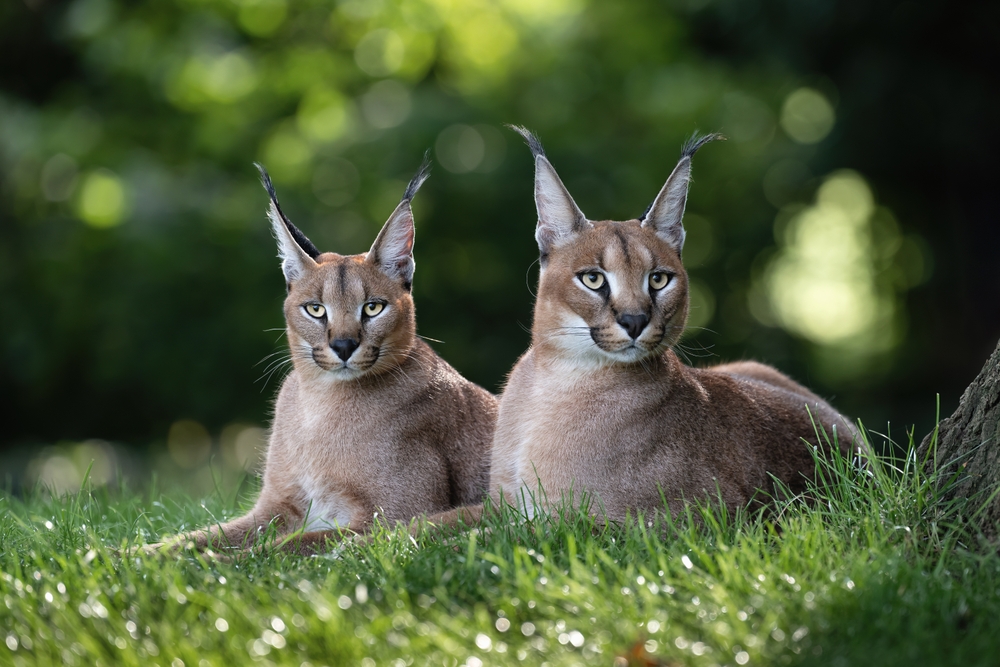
1,0,997,472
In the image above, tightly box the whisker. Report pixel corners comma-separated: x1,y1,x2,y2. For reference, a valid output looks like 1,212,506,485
525,257,540,298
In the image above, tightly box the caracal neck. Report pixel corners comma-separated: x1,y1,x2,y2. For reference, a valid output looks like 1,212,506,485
529,341,678,388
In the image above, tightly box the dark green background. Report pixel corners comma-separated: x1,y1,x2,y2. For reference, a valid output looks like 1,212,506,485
1,0,997,464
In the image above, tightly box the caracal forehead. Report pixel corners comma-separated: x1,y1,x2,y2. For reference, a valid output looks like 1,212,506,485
291,251,399,300
552,219,683,271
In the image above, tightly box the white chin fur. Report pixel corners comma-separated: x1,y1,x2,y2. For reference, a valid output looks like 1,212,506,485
550,312,655,368
605,345,653,363
311,363,364,383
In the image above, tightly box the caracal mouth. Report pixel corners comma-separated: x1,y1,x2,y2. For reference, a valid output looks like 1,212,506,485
592,341,655,364
311,352,383,379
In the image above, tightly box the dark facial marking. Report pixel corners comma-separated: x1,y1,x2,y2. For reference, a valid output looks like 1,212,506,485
337,263,347,298
613,226,632,266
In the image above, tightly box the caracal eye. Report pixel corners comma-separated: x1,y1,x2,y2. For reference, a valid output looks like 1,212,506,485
580,272,606,290
304,303,326,318
649,272,672,290
364,301,385,317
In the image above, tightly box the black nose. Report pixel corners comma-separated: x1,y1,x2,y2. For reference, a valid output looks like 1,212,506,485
330,338,360,361
617,313,650,340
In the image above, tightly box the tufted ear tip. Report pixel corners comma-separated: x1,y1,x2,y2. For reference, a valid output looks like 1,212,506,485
367,157,428,287
509,126,590,258
256,163,320,284
507,124,547,160
640,132,722,253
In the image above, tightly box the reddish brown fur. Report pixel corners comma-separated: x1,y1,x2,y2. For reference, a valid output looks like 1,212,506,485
422,132,862,531
489,219,859,521
148,167,497,554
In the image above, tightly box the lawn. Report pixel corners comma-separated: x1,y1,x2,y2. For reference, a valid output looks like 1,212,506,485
2,428,999,667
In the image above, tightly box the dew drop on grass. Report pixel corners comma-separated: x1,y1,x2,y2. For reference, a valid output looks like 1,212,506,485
681,555,693,570
736,651,750,664
521,622,536,637
215,618,229,632
338,595,352,610
475,633,492,650
496,618,510,632
647,620,660,633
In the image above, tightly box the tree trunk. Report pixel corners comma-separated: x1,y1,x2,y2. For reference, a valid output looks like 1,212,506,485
919,338,1000,540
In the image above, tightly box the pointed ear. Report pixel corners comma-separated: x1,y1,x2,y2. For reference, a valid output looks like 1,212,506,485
508,125,590,259
367,154,430,290
255,163,320,285
641,133,724,253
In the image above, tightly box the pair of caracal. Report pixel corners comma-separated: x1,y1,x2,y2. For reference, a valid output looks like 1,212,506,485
150,128,859,555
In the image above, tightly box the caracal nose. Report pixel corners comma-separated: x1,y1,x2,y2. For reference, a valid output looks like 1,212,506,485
617,313,650,340
330,338,360,361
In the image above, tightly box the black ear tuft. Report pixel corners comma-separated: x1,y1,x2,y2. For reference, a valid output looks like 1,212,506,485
401,151,432,204
681,132,726,160
506,124,546,160
639,132,724,223
254,162,321,259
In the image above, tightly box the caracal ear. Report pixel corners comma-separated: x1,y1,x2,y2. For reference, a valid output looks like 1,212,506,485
367,154,430,290
255,163,321,287
508,125,591,260
641,132,724,254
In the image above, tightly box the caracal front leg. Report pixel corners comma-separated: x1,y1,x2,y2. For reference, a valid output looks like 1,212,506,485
143,500,303,555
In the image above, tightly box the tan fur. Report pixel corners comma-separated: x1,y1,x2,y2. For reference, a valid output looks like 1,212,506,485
426,131,862,529
151,163,496,554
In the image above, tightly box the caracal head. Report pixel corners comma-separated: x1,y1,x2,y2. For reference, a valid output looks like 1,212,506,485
256,157,430,383
510,126,722,367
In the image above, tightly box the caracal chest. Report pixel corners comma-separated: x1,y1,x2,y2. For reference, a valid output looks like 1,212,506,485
499,362,654,508
282,387,401,529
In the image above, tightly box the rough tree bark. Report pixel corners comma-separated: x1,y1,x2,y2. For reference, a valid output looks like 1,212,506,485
918,337,1000,540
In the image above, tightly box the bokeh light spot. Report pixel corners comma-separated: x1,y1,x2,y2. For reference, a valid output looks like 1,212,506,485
297,86,350,142
766,172,879,343
167,420,212,469
262,122,313,182
203,52,258,103
355,29,405,77
780,88,835,144
238,0,288,37
436,125,486,173
360,80,412,129
65,0,113,38
76,169,127,228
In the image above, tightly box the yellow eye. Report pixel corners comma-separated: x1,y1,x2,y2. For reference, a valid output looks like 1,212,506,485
363,301,385,317
649,272,672,290
304,303,326,318
580,272,606,290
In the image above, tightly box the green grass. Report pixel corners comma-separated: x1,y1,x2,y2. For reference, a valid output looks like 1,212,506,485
2,428,1000,667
